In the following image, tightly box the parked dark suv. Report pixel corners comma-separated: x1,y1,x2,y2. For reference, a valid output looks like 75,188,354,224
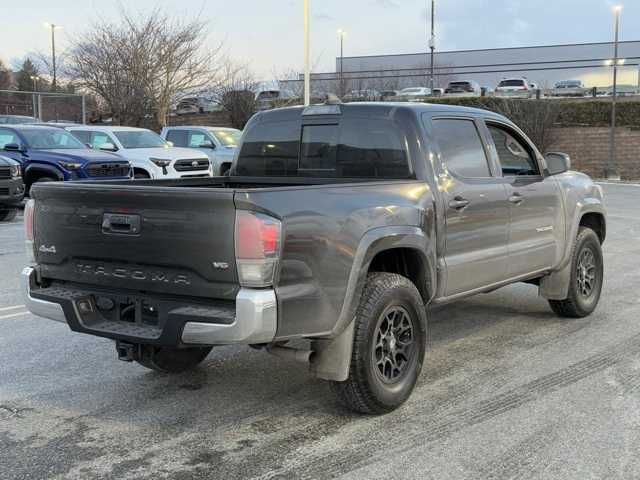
0,155,24,221
0,125,132,193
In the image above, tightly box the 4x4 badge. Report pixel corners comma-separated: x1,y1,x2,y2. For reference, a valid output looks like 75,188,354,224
39,245,57,254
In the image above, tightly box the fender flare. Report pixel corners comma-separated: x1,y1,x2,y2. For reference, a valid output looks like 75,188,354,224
24,163,64,183
540,202,606,300
310,225,436,382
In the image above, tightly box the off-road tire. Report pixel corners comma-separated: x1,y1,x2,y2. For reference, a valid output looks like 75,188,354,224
136,345,213,373
549,227,603,318
331,273,427,414
0,209,18,222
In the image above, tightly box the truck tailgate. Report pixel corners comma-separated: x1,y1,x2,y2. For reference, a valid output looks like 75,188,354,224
31,183,238,300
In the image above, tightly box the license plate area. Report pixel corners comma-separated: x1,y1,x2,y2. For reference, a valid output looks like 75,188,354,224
73,294,165,340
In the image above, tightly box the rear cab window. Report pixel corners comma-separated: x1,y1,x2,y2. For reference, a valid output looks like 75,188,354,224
235,110,412,179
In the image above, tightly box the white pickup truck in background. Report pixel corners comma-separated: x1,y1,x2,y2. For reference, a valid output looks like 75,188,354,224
161,126,242,176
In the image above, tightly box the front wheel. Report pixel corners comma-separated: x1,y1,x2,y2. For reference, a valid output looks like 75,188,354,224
135,345,213,373
549,227,604,318
331,273,427,414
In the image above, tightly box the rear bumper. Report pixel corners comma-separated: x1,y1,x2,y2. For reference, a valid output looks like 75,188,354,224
22,267,277,346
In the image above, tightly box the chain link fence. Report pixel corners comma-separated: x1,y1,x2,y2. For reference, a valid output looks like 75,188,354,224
0,90,86,123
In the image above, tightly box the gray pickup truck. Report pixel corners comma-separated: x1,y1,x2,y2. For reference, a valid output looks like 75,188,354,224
22,103,606,414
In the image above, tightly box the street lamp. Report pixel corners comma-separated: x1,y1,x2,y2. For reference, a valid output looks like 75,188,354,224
428,0,435,93
303,0,310,106
30,75,40,91
44,22,63,91
607,5,622,180
338,29,346,97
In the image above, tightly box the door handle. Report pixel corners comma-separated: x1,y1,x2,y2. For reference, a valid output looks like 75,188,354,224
449,197,470,210
509,193,524,204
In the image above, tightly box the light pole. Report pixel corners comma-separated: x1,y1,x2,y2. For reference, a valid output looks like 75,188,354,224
607,6,622,180
338,29,346,97
30,75,40,92
428,0,435,93
303,0,310,106
44,22,62,91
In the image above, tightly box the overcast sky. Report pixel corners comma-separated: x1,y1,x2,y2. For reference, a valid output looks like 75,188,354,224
3,0,638,79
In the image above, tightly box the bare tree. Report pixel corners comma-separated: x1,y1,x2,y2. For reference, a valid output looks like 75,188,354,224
67,8,220,127
497,99,560,153
214,60,259,129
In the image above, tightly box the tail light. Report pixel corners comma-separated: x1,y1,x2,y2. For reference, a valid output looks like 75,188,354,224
24,199,36,263
235,210,282,288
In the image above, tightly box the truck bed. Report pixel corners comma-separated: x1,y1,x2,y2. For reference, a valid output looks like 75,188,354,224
30,176,429,340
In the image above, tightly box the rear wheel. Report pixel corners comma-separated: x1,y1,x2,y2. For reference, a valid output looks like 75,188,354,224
136,345,213,373
0,209,18,222
331,273,427,414
549,227,604,318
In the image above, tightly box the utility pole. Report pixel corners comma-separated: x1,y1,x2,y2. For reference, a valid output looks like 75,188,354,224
303,0,311,106
429,0,435,92
607,6,622,180
338,30,346,97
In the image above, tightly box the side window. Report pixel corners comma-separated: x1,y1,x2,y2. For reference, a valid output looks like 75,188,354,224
0,129,20,148
91,132,112,149
432,119,491,178
166,130,188,148
70,130,90,145
188,131,207,148
487,124,540,176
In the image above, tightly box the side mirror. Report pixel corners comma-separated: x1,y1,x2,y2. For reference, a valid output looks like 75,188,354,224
199,140,215,149
3,143,23,152
99,142,118,152
545,152,571,175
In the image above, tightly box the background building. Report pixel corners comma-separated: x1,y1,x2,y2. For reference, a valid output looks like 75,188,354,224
292,41,640,95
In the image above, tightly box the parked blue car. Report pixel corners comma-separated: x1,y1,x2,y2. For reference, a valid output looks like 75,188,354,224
0,125,132,193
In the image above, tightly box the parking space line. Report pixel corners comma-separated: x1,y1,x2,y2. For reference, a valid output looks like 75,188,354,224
0,305,25,312
597,182,640,188
0,311,29,320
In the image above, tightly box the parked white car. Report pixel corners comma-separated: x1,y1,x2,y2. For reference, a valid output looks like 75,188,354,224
495,78,533,98
67,126,212,179
176,97,223,115
160,126,242,176
342,89,382,101
397,87,432,100
444,80,482,97
551,80,588,98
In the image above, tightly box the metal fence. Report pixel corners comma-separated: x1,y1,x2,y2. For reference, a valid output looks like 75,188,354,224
0,90,86,123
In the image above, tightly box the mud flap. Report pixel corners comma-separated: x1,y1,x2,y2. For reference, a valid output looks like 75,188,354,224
309,320,356,382
539,262,571,300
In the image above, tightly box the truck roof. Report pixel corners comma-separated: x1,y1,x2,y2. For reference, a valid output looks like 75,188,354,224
163,126,240,132
66,125,150,132
257,101,507,122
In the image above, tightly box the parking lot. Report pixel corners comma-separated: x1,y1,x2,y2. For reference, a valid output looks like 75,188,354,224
0,183,638,480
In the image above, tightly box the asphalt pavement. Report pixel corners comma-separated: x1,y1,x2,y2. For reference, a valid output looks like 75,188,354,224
1,184,639,480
